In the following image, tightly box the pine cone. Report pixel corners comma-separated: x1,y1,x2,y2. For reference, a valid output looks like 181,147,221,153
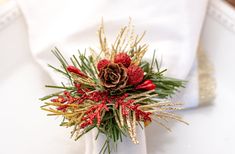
99,63,128,90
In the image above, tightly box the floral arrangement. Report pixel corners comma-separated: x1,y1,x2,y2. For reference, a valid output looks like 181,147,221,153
40,21,187,154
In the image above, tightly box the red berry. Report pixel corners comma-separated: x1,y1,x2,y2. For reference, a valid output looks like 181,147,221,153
97,59,110,71
67,66,87,78
114,52,131,68
136,82,156,90
127,65,144,85
135,80,157,91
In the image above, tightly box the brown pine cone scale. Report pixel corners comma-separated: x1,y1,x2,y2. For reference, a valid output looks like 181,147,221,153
99,63,128,90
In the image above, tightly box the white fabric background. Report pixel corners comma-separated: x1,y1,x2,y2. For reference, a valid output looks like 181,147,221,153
17,0,208,78
0,0,213,154
16,0,209,108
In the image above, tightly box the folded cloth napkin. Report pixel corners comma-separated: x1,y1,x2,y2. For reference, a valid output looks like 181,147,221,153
15,0,208,153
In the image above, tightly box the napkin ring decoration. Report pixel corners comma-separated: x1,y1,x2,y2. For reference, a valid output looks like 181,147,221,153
40,21,188,154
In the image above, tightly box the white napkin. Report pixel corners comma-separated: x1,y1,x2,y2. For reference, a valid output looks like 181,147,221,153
15,0,208,153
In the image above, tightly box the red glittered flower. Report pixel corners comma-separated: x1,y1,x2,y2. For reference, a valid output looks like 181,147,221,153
114,52,131,68
97,59,110,72
127,65,144,85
